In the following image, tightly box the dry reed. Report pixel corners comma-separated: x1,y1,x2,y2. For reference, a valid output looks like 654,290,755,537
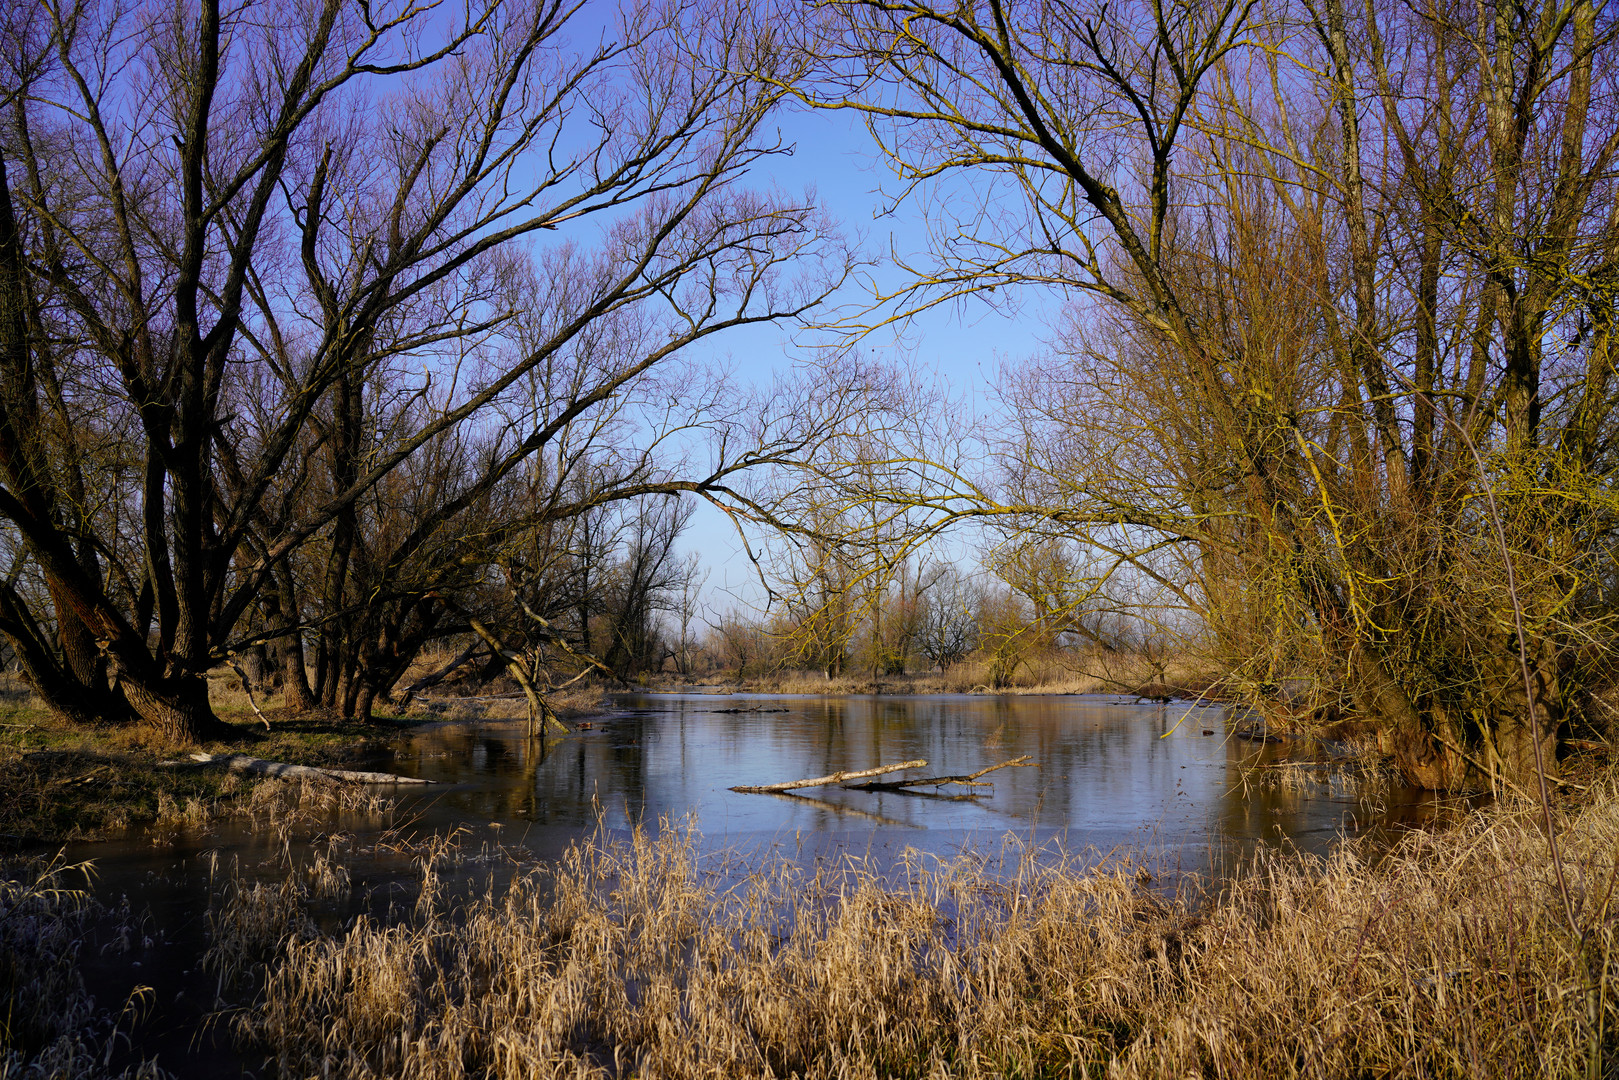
724,654,1221,700
0,857,170,1079
213,782,1619,1079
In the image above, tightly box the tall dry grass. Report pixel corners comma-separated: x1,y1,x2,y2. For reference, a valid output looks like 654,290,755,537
0,858,170,1079
726,651,1221,700
214,783,1619,1079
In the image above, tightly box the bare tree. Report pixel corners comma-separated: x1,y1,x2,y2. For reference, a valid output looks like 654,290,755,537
0,0,849,740
916,562,980,670
774,0,1619,790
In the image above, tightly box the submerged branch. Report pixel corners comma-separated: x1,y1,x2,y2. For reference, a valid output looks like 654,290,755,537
753,790,913,826
730,759,927,793
844,756,1037,791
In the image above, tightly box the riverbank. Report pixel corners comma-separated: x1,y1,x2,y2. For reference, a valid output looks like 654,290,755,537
2,688,1615,1078
653,657,1224,701
205,776,1617,1079
0,675,425,850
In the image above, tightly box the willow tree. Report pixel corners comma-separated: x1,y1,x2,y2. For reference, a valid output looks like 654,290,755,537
0,0,847,742
783,0,1619,790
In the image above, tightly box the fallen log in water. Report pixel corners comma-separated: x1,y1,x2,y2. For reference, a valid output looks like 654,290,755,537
729,759,927,793
176,753,435,785
844,756,1036,791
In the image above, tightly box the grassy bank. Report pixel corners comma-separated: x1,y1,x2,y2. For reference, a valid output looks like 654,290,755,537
0,674,424,851
209,783,1619,1079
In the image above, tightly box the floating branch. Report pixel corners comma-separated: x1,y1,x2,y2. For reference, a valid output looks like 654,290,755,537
844,756,1036,791
176,753,434,785
730,759,927,794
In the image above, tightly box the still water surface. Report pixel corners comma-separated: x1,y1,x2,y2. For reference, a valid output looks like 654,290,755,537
384,692,1441,864
57,693,1458,1076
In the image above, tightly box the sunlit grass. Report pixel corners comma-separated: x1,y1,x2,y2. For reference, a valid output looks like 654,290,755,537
214,782,1619,1079
0,673,416,849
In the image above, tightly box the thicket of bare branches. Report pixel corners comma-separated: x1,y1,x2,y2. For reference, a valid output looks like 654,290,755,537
0,0,858,740
762,0,1619,790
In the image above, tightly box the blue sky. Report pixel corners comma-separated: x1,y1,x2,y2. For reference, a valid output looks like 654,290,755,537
676,102,1058,615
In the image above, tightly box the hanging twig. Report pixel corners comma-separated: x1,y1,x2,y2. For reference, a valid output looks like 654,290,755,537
226,656,272,731
730,759,927,793
844,756,1036,791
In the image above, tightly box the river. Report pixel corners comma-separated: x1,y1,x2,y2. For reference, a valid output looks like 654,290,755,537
42,692,1462,1077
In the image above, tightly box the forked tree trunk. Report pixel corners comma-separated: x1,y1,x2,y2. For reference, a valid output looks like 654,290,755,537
11,643,115,727
0,584,125,726
119,671,239,744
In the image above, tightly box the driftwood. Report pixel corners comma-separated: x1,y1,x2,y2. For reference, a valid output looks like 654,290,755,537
180,753,434,784
730,759,927,794
844,756,1036,791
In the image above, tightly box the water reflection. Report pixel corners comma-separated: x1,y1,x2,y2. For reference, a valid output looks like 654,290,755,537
369,692,1456,871
53,693,1466,1078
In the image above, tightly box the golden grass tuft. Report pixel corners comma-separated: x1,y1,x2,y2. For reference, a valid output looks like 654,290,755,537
216,785,1619,1079
724,651,1223,701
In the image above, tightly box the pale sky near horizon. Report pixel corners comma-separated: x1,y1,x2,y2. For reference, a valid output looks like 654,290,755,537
674,101,1058,618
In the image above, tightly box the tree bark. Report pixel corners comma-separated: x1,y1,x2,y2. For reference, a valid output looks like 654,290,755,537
118,670,239,744
275,561,317,711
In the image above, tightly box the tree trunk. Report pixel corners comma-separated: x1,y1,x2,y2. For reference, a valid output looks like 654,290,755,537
352,682,377,724
0,583,124,726
1355,647,1468,790
1484,649,1563,794
8,636,113,727
1364,644,1564,792
118,671,239,744
276,562,317,711
282,647,317,711
237,643,269,690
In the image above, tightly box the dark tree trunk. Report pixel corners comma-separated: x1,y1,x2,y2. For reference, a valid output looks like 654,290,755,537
275,561,316,711
237,644,270,690
0,589,118,727
118,670,238,744
352,682,377,724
